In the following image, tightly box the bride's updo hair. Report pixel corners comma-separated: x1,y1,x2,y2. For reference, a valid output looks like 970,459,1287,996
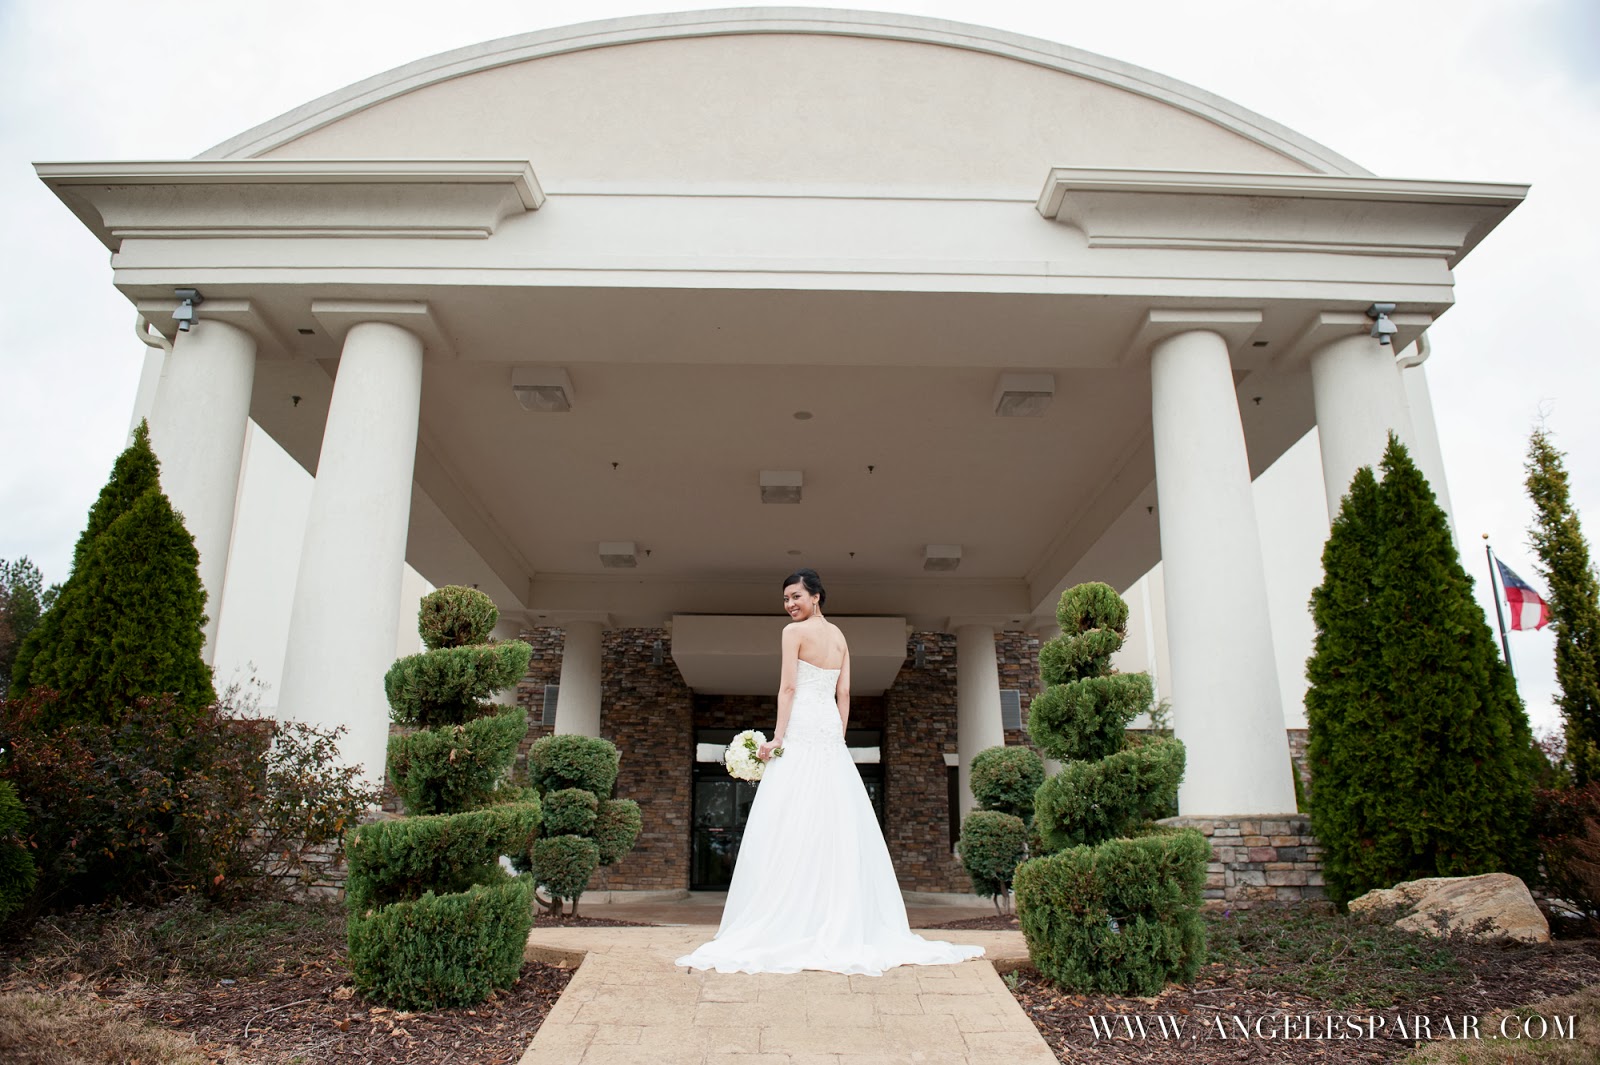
781,568,826,608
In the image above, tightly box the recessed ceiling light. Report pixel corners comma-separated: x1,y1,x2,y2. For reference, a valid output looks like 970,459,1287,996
994,373,1054,417
793,410,813,420
787,549,801,556
760,470,803,504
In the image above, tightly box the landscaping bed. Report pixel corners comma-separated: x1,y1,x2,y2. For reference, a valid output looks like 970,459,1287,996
931,906,1600,1063
3,896,1598,1064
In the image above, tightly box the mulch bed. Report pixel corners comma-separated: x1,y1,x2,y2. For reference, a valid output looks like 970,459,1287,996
8,902,1600,1064
103,963,571,1065
930,913,1600,1063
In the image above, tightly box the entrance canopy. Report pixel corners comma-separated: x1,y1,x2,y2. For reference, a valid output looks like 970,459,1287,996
36,9,1524,814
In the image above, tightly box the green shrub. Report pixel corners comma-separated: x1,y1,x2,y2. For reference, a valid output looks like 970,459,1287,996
1307,438,1539,905
417,586,500,650
1033,739,1186,852
1015,829,1208,996
969,745,1044,820
346,878,533,1010
1013,582,1206,994
0,691,378,914
344,801,541,911
386,706,528,816
1532,781,1600,926
528,734,620,798
0,778,37,921
532,835,600,905
958,810,1027,900
1027,675,1154,764
353,586,537,1010
385,643,534,729
11,423,215,728
541,788,598,837
594,799,642,866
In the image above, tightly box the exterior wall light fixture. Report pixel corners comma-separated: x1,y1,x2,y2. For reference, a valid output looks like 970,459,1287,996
172,288,203,332
1366,303,1398,345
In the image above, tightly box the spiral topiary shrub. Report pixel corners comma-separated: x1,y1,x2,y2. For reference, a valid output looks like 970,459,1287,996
346,586,539,1009
1013,582,1207,995
520,733,641,915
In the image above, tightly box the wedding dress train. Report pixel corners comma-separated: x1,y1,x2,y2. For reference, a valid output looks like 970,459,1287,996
675,658,985,975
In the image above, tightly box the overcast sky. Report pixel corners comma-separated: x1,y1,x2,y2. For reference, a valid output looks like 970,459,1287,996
2,1,1595,736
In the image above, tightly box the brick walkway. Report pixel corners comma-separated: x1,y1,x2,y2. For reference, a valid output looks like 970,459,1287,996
518,925,1057,1065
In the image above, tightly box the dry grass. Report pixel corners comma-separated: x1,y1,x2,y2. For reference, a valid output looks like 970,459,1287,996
1404,985,1600,1064
0,991,222,1065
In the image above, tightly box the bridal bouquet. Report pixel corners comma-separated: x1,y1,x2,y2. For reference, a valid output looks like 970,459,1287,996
725,730,783,781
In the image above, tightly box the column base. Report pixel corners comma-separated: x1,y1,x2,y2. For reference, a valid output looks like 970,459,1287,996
1158,814,1327,909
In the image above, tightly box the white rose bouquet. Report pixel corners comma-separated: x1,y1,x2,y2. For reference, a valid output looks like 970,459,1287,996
725,729,783,781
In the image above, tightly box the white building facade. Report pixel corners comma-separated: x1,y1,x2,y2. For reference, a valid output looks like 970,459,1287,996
40,10,1516,893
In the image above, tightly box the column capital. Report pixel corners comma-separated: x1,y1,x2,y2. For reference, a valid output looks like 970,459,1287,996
1280,310,1433,368
133,296,293,353
1124,309,1264,365
310,299,455,358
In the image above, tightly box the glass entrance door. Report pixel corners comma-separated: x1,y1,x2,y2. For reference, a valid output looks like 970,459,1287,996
691,727,884,890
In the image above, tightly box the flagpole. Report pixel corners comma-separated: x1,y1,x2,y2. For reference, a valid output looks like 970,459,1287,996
1483,536,1516,683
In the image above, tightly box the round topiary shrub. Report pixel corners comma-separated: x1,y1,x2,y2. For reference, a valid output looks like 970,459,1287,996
970,745,1045,819
533,835,601,907
529,734,620,798
958,809,1027,902
542,788,599,837
418,586,500,650
594,799,643,866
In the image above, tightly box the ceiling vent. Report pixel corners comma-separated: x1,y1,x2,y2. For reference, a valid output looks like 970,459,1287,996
923,544,962,571
512,366,574,412
760,470,803,504
993,372,1054,417
598,541,637,568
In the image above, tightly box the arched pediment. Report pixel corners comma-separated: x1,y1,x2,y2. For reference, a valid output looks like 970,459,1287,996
203,8,1366,190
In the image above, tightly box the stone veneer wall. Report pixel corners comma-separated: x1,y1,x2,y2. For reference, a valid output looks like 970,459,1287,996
355,623,1327,905
884,633,963,891
1160,814,1325,908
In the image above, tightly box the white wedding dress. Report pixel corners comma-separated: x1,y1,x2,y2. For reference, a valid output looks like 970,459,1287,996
675,658,985,975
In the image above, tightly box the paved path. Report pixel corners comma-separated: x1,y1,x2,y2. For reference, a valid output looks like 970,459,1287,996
518,925,1057,1065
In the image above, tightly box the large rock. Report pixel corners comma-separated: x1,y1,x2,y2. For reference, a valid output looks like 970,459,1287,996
1348,873,1549,944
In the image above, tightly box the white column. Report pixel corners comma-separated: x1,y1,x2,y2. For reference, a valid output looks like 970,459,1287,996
278,322,424,781
955,624,1006,820
490,617,526,708
1310,333,1417,520
1150,329,1295,815
145,318,256,663
553,620,604,737
1398,346,1460,551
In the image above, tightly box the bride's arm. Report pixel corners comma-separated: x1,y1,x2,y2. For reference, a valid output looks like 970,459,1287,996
761,625,802,759
837,644,851,732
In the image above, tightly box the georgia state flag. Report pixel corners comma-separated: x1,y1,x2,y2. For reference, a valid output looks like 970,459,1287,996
1495,559,1550,631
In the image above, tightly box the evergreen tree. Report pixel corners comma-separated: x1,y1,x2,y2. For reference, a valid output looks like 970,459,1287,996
1307,434,1539,904
11,422,214,726
1526,426,1600,784
0,557,60,697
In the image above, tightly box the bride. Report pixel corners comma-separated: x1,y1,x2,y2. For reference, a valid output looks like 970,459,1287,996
675,568,985,975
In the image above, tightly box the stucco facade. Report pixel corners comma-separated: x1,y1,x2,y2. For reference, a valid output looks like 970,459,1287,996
40,9,1518,892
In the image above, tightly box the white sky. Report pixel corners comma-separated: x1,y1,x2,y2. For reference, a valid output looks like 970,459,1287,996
1,1,1595,736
